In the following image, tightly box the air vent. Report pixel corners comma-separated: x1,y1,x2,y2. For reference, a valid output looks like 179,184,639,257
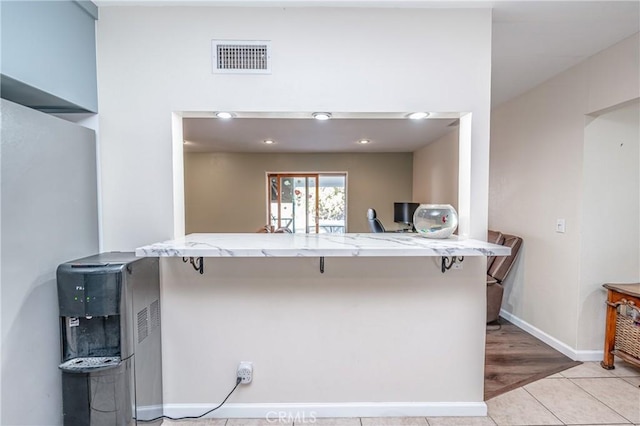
212,40,271,74
137,307,148,343
150,299,160,332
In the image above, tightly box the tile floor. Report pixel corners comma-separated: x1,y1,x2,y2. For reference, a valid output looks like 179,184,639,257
165,360,640,426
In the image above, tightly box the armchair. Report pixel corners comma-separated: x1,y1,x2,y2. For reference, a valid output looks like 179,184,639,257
487,230,523,323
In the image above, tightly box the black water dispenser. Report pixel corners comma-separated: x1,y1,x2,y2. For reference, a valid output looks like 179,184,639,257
57,253,162,425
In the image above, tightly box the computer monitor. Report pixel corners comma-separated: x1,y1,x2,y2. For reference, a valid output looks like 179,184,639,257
394,202,420,227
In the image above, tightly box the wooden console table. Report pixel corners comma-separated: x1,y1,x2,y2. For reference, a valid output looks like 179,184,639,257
601,283,640,370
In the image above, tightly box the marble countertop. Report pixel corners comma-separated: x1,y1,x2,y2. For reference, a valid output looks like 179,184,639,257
136,233,511,258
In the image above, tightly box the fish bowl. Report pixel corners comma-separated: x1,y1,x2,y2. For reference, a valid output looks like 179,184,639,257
413,204,458,239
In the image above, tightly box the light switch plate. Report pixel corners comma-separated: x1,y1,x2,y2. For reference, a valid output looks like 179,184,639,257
556,219,566,233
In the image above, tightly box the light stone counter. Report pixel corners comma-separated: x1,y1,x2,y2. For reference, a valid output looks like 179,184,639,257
135,233,510,258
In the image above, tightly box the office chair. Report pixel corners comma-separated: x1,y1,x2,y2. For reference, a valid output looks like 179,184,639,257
366,208,385,233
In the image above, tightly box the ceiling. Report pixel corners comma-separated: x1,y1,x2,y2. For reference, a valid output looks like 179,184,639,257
183,116,459,153
154,0,639,153
491,1,639,106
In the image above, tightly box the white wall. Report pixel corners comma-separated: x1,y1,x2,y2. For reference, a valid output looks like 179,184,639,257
412,128,459,210
1,100,99,425
184,152,413,234
97,5,492,409
96,6,492,251
579,100,640,351
490,33,640,354
161,256,487,415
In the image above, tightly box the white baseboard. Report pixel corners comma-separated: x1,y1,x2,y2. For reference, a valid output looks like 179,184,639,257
163,402,487,419
137,405,163,420
574,350,605,362
499,309,603,362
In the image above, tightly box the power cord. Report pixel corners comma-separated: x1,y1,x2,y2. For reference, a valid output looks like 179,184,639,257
138,377,242,422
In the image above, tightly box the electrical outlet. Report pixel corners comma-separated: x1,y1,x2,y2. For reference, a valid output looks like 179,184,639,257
237,361,253,384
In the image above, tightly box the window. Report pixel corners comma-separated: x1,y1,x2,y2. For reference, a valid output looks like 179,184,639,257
268,173,346,233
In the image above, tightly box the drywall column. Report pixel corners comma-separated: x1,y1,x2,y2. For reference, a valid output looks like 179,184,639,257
1,100,99,425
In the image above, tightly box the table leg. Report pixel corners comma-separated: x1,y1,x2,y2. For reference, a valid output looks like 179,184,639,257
601,291,617,370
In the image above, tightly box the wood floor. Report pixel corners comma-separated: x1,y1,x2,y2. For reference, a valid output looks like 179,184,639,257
484,319,581,400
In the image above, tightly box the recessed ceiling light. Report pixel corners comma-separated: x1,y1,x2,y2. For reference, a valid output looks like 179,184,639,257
215,111,235,119
407,112,429,120
263,139,275,145
358,139,370,144
312,112,332,121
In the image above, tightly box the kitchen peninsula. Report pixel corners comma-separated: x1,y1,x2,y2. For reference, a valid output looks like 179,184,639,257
136,233,510,258
137,233,509,419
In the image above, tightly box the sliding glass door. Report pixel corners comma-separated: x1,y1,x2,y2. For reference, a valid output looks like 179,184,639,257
268,173,347,234
269,174,319,233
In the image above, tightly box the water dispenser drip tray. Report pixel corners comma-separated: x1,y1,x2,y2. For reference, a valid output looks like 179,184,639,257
59,356,121,373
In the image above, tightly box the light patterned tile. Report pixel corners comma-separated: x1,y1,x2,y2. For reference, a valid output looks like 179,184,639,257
487,387,562,426
426,417,496,426
164,419,227,425
624,376,640,387
227,419,291,426
361,418,427,426
306,419,360,426
524,378,628,424
611,360,640,377
360,418,425,426
560,362,616,378
572,377,640,423
546,373,564,378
